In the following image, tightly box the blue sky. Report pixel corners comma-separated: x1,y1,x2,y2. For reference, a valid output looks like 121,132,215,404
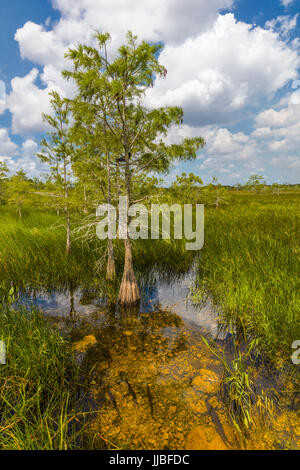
0,0,300,184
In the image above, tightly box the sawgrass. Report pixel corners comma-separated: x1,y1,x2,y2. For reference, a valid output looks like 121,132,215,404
197,193,300,366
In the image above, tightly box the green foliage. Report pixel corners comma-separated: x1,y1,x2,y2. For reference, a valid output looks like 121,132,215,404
0,304,81,449
63,31,205,202
6,170,33,218
202,177,228,208
0,206,193,291
0,161,9,204
170,172,203,204
196,193,300,365
37,91,75,209
203,336,257,433
246,174,266,192
0,207,101,290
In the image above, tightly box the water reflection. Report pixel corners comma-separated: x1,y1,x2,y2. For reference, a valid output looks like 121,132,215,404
18,265,227,341
15,266,299,449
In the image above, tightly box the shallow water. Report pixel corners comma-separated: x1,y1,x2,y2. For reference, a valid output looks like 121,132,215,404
19,264,228,340
18,265,300,450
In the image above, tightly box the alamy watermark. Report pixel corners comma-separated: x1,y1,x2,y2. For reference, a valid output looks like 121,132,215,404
0,340,6,365
291,340,300,365
96,197,204,251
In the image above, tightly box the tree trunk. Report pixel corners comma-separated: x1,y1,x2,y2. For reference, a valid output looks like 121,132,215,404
83,185,88,215
18,203,22,219
115,161,120,227
66,206,71,255
118,143,140,305
118,237,140,305
106,150,116,280
69,283,76,316
107,238,116,280
118,85,140,305
64,158,71,255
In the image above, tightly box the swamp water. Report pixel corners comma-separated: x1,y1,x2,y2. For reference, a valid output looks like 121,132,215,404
19,264,300,450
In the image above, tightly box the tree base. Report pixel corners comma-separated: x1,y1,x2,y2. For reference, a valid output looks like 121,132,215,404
106,257,116,281
118,274,140,305
118,238,140,305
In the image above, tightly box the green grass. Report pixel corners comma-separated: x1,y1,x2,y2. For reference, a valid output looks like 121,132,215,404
0,205,194,294
197,193,300,367
0,206,102,291
0,303,82,449
1,196,299,369
0,194,299,448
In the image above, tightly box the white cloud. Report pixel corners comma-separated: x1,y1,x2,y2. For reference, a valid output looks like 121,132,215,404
164,122,265,182
203,127,260,172
6,68,63,135
145,14,299,125
0,128,18,156
271,155,300,168
22,139,38,156
14,0,235,81
0,138,48,178
254,89,300,160
15,22,66,68
13,3,299,133
0,80,6,114
252,127,273,138
5,0,300,183
12,2,236,134
256,89,300,128
15,139,48,177
158,113,300,182
50,0,234,45
251,89,300,180
265,14,298,38
207,128,249,154
280,0,294,7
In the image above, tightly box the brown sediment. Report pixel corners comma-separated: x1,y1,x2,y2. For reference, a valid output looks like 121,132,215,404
185,425,228,450
74,312,238,450
72,334,97,352
65,296,298,450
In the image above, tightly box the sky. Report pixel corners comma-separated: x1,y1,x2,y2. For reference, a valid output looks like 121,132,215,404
0,0,300,185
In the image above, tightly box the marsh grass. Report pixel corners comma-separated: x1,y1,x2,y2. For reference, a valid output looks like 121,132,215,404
203,336,257,429
0,207,104,291
1,196,298,366
0,300,84,449
0,206,194,295
197,193,300,367
0,195,299,449
203,335,278,449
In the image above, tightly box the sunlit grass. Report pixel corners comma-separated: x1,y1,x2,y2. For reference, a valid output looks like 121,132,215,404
0,207,102,291
0,303,82,449
197,193,300,366
0,193,299,449
0,206,194,294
